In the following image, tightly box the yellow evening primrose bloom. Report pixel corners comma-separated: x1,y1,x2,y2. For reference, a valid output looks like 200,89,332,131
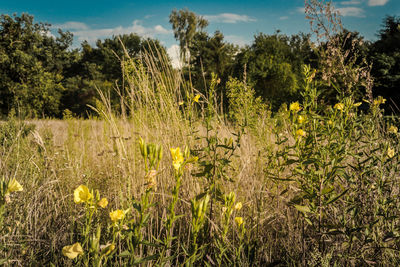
234,217,244,227
297,115,305,124
6,179,23,195
74,185,92,204
62,242,83,259
296,129,306,138
98,198,108,208
193,94,201,103
373,96,386,106
109,209,127,222
388,147,395,159
388,125,398,134
334,103,345,111
289,102,301,113
234,202,242,211
170,147,184,170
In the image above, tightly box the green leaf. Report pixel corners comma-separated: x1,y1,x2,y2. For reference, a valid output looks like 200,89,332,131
118,250,131,257
294,205,311,213
132,254,160,265
325,189,349,205
305,217,313,225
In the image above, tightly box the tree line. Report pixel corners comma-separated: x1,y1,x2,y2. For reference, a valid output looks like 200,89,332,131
0,11,399,118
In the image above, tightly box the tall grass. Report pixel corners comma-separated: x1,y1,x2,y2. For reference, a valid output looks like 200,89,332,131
1,41,400,266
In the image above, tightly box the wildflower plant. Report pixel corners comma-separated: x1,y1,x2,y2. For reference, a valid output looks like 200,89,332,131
63,185,110,266
267,64,400,264
160,145,197,263
119,137,163,265
0,177,23,229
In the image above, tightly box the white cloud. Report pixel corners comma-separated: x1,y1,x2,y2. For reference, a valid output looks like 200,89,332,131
340,0,361,5
279,16,289,20
203,13,256,23
52,21,89,30
70,20,171,44
41,30,56,39
297,5,364,17
167,44,182,69
154,25,170,34
297,7,306,14
336,7,365,17
224,35,250,47
368,0,389,6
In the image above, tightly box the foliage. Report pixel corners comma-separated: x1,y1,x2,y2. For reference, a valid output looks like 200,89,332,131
0,14,70,117
370,16,400,113
226,77,267,128
169,8,208,63
234,32,314,110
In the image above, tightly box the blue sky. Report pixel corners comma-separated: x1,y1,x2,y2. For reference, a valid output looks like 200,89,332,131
0,0,398,66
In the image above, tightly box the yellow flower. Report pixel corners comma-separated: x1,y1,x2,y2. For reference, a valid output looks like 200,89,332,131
334,103,345,111
388,125,398,134
327,120,333,125
289,102,301,113
100,243,115,256
234,202,242,211
234,217,244,227
74,185,92,204
178,101,184,106
170,147,184,170
388,147,395,159
98,198,108,208
62,242,83,259
6,179,23,195
296,129,306,138
297,115,305,124
109,209,128,222
373,96,386,106
193,94,201,103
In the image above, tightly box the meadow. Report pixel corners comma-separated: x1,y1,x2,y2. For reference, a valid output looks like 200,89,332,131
1,43,400,267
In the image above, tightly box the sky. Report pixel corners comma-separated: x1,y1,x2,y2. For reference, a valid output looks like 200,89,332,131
0,0,398,67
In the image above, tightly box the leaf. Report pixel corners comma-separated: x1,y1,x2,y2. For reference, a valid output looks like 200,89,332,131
280,188,288,195
133,254,160,265
294,205,311,213
118,250,131,257
286,159,298,165
325,189,349,205
305,217,313,225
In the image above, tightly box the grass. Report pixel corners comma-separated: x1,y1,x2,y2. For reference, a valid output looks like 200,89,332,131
1,49,400,266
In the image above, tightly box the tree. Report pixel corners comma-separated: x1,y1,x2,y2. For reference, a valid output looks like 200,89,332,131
61,34,167,116
370,16,400,112
169,9,208,63
234,32,313,110
0,13,71,117
189,31,237,92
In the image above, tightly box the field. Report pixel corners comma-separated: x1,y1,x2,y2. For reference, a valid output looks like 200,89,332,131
1,49,400,267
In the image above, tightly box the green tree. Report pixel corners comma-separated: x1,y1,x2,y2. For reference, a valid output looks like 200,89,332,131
234,32,313,110
0,13,71,117
169,8,208,63
190,31,237,92
61,34,167,117
370,16,400,112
